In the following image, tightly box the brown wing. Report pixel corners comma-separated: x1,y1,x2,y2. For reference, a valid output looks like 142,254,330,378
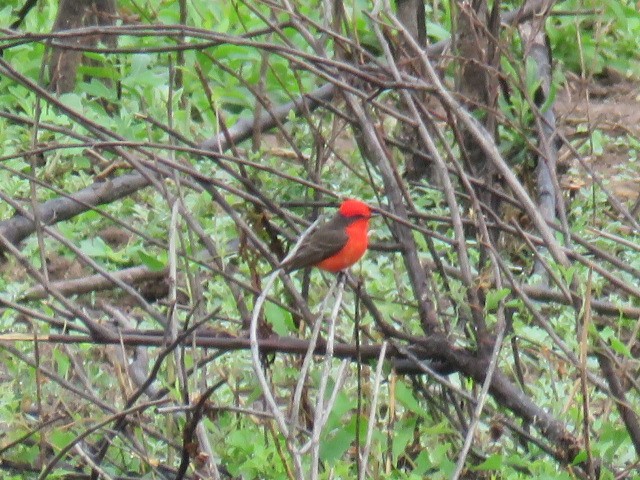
279,215,350,272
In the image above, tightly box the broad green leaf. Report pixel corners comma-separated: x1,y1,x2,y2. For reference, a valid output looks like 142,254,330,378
485,288,510,312
470,453,503,471
80,237,110,257
50,430,76,451
139,250,166,271
395,382,428,418
264,302,294,336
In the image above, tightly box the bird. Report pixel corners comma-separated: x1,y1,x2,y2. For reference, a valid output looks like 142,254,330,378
278,199,374,273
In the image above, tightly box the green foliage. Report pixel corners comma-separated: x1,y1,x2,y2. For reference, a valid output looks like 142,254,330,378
0,0,637,478
548,0,640,77
264,301,295,335
223,427,288,478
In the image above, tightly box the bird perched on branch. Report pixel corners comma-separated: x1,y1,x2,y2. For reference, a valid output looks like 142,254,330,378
278,199,374,273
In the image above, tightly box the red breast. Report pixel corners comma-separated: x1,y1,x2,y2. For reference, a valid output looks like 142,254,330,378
315,200,372,272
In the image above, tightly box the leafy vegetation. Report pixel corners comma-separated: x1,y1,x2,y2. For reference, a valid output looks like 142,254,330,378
0,0,638,479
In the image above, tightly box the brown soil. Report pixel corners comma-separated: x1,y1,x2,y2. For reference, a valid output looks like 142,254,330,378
556,75,640,206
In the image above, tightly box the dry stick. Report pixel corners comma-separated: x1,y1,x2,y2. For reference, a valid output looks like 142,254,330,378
0,189,167,328
0,343,114,413
72,443,114,480
587,227,640,253
37,399,168,480
203,54,309,167
176,381,225,480
0,230,114,339
40,329,397,359
491,241,609,394
0,56,166,190
0,168,148,249
411,185,638,291
87,316,215,479
493,206,640,301
282,1,437,334
573,33,602,470
104,305,160,399
34,324,607,391
291,274,338,435
167,201,220,478
568,230,640,280
20,264,168,301
13,188,286,320
388,12,570,272
0,65,338,352
571,13,638,232
394,341,560,460
0,2,552,59
310,278,346,480
596,346,640,456
359,341,388,480
513,221,573,303
520,20,564,283
0,77,334,250
452,319,507,479
344,96,438,331
371,3,486,337
385,8,596,471
0,342,178,468
385,0,626,396
579,270,596,478
249,219,321,479
175,202,252,324
0,296,88,333
36,26,389,93
168,203,184,390
403,66,510,477
421,258,640,319
250,272,293,438
29,47,50,291
0,139,188,255
560,129,640,232
429,95,512,472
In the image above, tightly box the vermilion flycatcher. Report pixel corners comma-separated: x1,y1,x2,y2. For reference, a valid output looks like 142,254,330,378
279,199,373,273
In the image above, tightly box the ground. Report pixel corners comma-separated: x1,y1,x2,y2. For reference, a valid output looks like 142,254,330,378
557,75,640,208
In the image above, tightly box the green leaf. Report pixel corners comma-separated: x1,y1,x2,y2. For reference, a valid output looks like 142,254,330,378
58,93,85,113
79,80,117,99
395,382,428,418
320,418,355,462
525,57,542,100
264,302,294,336
80,237,110,258
392,417,417,462
15,444,39,464
53,349,70,378
426,22,450,41
571,450,587,465
485,288,510,312
139,250,166,271
561,264,577,285
609,336,632,358
412,449,433,476
50,430,76,451
471,453,503,471
540,78,557,113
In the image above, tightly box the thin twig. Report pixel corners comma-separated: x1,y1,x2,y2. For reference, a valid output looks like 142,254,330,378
359,341,388,480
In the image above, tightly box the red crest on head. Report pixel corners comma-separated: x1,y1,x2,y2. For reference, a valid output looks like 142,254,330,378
339,199,371,218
